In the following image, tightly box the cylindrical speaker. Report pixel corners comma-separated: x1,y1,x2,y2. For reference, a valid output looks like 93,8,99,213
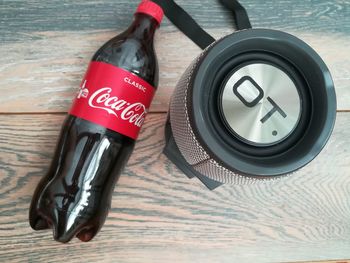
164,29,337,189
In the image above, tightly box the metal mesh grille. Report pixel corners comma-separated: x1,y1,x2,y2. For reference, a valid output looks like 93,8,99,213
169,43,271,185
169,53,210,165
193,159,256,185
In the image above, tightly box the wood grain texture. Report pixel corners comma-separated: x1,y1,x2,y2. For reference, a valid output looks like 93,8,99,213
0,113,349,263
0,0,349,113
1,0,349,43
1,0,350,262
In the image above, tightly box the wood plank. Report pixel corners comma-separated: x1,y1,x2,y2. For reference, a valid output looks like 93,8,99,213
1,0,349,43
0,113,349,262
0,0,349,113
1,29,349,113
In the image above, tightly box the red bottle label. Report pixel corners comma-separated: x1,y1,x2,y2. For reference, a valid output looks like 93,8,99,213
69,62,155,140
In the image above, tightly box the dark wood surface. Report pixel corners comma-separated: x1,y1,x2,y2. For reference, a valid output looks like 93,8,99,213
0,114,349,262
0,0,349,112
0,0,349,262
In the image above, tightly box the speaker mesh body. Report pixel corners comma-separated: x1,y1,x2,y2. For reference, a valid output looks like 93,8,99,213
167,29,336,186
169,46,258,184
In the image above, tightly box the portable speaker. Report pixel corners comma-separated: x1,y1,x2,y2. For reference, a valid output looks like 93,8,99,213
156,0,337,189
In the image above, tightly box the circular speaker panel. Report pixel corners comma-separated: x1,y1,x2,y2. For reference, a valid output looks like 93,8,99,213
169,29,336,183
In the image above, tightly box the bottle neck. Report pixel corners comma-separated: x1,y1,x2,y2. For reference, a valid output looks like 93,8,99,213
125,13,159,41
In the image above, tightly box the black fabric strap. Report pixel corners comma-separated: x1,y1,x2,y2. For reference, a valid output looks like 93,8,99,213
151,0,215,49
220,0,252,30
151,0,251,50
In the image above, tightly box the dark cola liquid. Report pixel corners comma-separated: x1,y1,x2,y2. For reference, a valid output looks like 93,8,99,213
29,13,159,243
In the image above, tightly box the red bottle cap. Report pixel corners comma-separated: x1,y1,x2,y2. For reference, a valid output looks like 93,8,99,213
135,0,164,25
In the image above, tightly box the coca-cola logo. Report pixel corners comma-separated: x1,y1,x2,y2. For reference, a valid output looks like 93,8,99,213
80,86,147,128
70,63,155,139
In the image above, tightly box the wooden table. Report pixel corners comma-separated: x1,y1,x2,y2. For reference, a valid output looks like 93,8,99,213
0,0,349,262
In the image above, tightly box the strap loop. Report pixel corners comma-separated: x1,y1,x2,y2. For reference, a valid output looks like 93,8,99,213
151,0,251,49
220,0,252,30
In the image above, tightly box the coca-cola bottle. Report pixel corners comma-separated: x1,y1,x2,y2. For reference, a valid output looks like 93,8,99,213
29,1,163,243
